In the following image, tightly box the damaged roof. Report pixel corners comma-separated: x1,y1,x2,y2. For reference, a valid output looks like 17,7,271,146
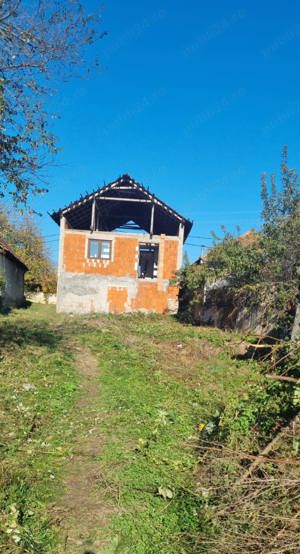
0,238,28,271
50,174,193,241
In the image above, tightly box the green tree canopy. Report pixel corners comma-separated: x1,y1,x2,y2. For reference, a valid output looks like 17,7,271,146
260,146,300,284
177,147,300,325
0,206,57,292
0,0,104,206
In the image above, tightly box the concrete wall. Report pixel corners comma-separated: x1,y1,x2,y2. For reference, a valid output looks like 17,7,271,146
57,227,182,314
0,253,25,309
26,292,57,305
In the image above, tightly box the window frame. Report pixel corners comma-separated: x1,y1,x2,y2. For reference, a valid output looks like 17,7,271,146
137,242,159,280
88,238,112,261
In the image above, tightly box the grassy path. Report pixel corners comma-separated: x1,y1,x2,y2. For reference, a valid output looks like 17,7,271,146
54,345,110,553
0,305,260,554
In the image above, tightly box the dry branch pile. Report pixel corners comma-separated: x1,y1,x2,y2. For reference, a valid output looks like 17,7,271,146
194,339,300,553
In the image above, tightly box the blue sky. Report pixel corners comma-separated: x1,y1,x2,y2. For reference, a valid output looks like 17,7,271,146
33,0,300,262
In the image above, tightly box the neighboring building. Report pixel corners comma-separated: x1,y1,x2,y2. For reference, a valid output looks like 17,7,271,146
51,174,192,314
0,238,28,309
238,230,260,246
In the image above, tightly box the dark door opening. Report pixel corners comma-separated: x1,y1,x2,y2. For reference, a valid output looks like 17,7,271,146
138,243,159,279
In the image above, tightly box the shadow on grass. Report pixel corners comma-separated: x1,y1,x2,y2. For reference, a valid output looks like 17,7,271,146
0,317,61,350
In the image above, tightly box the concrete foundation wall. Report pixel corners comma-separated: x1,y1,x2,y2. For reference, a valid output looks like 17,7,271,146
57,272,179,314
57,229,182,314
0,253,25,309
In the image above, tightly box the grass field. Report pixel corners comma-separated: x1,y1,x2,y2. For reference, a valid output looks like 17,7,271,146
0,304,262,553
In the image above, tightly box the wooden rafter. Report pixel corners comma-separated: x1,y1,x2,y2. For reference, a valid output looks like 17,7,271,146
50,174,193,240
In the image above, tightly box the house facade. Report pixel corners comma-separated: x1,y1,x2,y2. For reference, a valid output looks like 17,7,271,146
0,238,27,309
51,175,192,314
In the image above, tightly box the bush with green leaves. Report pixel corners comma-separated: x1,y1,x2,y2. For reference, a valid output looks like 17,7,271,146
177,147,300,329
204,230,263,287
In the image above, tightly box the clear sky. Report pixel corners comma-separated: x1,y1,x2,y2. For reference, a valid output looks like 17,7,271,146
33,0,300,263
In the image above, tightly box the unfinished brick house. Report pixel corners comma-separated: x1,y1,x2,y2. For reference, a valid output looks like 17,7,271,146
51,174,192,314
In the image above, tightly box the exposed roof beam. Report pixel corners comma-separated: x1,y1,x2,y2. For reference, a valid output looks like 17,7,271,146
90,197,96,231
97,196,151,203
51,174,193,241
150,203,155,237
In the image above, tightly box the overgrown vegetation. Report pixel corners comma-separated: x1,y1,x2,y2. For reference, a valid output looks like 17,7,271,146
193,337,300,553
174,146,300,553
177,147,300,332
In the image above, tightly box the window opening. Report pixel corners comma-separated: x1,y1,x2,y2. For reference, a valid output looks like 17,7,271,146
138,243,159,279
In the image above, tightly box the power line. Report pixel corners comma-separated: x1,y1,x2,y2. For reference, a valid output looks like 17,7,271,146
185,242,210,248
189,235,213,240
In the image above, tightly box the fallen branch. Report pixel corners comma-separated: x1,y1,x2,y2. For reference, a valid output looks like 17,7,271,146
238,413,300,484
248,343,273,349
266,374,299,384
195,444,300,466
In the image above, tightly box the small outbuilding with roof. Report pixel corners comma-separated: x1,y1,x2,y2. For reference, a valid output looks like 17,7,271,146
0,238,28,309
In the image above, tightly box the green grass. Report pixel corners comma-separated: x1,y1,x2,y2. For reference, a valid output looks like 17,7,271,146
76,314,261,553
0,305,80,553
0,306,262,553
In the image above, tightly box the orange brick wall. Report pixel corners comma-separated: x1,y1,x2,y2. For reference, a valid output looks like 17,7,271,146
63,233,138,277
61,231,181,314
162,239,179,279
131,282,178,313
107,287,129,313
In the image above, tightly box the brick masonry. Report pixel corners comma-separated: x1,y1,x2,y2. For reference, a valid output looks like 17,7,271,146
57,228,182,314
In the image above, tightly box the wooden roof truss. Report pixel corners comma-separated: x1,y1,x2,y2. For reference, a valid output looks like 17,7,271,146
50,174,192,241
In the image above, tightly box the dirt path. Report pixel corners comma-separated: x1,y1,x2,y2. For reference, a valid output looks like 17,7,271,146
54,344,110,554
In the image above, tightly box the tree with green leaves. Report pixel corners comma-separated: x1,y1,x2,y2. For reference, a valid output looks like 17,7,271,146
261,146,300,284
177,146,300,332
0,0,104,207
0,205,56,292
